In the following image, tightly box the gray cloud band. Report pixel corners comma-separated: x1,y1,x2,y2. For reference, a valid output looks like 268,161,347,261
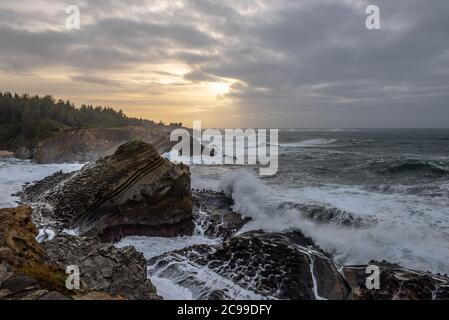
0,0,448,127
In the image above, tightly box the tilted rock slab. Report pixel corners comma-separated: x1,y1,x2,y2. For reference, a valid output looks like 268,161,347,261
28,140,193,241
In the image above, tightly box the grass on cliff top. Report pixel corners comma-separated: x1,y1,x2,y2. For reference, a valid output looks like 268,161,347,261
18,264,71,295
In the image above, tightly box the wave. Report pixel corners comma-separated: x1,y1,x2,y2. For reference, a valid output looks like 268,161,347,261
371,160,449,176
280,139,337,148
276,202,377,228
0,158,83,208
215,169,449,274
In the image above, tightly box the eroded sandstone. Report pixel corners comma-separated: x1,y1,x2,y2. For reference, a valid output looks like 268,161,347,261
22,140,193,241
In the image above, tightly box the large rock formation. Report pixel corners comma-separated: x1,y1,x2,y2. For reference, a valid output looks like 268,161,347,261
31,126,175,164
43,235,160,300
23,140,193,241
343,262,449,300
148,230,350,300
0,206,159,300
0,206,69,299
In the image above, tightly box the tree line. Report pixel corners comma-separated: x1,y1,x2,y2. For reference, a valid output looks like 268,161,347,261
0,92,156,149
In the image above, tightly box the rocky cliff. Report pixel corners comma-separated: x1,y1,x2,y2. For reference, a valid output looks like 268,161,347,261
0,206,159,300
22,140,193,241
29,126,175,164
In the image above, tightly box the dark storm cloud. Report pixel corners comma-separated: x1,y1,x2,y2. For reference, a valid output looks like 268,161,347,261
1,0,449,127
196,0,449,127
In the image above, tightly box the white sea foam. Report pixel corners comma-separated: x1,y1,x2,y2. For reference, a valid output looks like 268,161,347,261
0,158,83,208
115,235,218,260
115,230,265,300
147,253,267,300
36,228,56,243
215,169,449,274
2,156,449,299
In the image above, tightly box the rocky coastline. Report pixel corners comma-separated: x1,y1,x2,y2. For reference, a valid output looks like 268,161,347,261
12,126,176,163
1,140,448,300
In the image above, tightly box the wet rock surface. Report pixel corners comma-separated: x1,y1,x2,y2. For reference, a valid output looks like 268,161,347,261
148,230,350,300
343,262,449,300
147,217,449,300
22,141,193,241
193,190,249,239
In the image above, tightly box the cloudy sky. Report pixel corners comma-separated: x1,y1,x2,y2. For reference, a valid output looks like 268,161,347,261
0,0,448,128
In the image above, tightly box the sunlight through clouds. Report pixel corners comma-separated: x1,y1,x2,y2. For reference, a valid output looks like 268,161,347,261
0,0,449,127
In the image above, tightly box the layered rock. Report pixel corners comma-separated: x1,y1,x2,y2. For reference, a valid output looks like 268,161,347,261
0,206,158,300
17,171,73,204
148,230,350,300
24,140,193,241
343,262,449,300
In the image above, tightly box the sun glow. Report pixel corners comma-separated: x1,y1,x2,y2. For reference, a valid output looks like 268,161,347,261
208,81,232,96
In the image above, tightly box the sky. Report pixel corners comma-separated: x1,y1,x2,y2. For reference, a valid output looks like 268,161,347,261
0,0,448,128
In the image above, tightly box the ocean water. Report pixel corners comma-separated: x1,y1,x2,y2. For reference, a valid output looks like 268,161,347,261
0,158,83,208
1,129,449,299
190,129,449,274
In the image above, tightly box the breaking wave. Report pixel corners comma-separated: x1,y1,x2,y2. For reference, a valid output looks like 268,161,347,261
376,160,449,176
215,169,449,275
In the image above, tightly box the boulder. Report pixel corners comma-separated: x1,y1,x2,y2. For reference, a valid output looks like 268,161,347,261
25,140,193,241
343,262,449,300
0,206,154,300
43,235,160,300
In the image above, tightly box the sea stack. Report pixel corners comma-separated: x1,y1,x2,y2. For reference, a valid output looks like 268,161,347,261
23,140,193,242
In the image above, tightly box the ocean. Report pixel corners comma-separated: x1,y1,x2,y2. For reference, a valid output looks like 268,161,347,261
1,128,449,299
